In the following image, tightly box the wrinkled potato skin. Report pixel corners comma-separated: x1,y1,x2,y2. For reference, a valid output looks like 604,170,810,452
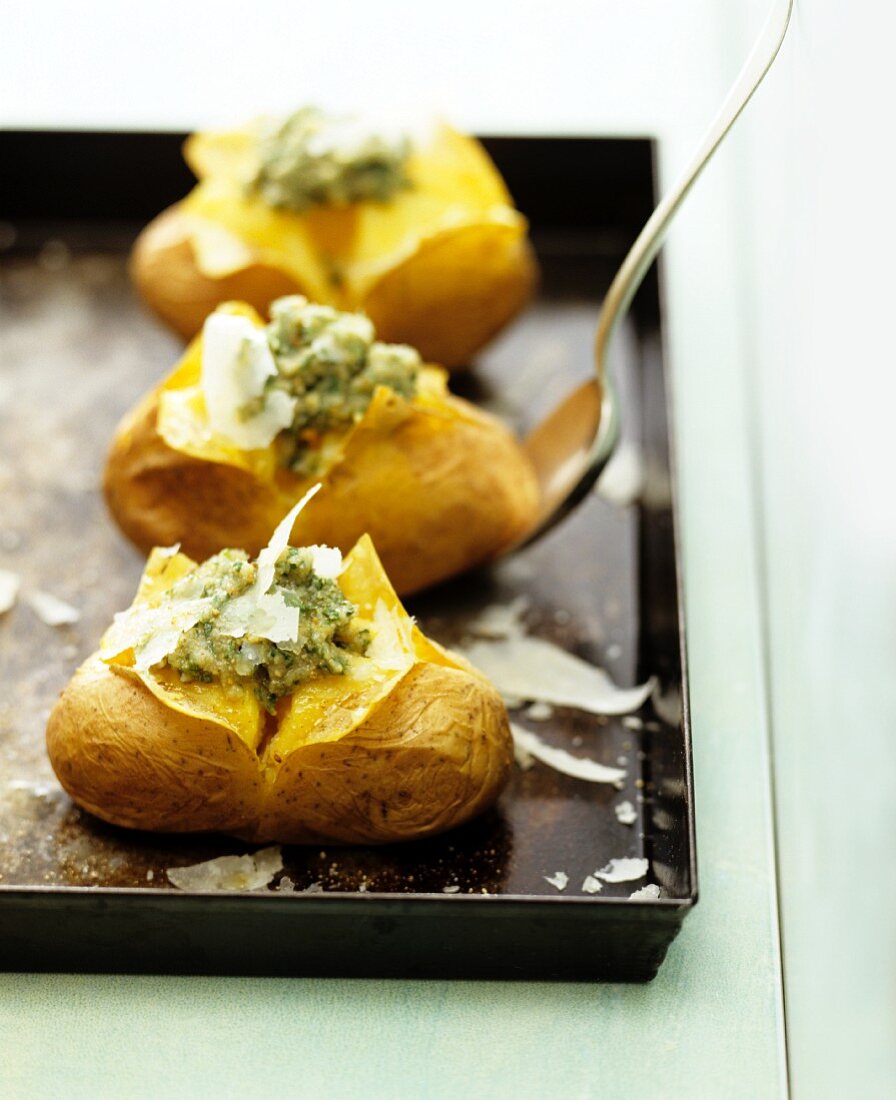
46,657,262,835
47,659,511,845
130,205,536,368
104,388,539,597
130,205,302,342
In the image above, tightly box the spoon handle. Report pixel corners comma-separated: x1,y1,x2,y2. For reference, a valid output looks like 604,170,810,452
595,0,794,371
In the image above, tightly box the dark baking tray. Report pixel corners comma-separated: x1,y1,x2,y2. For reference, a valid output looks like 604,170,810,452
0,131,696,981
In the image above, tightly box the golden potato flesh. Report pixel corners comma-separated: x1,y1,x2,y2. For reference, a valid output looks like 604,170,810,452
129,121,537,367
46,536,512,844
104,305,540,596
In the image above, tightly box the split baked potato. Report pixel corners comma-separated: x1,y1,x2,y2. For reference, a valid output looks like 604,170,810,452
104,298,540,596
131,108,537,367
46,501,512,844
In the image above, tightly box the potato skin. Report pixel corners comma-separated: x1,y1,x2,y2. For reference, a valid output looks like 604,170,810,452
130,205,302,342
130,205,536,368
104,387,540,597
46,658,511,845
46,657,263,835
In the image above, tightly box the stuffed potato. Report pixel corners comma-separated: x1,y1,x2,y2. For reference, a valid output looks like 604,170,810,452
131,107,537,367
47,495,512,844
105,297,539,595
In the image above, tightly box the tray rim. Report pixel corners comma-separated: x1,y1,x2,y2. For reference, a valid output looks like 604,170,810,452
0,130,697,976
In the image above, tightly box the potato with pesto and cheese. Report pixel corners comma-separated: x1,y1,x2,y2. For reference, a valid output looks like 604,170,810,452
131,107,537,367
46,492,512,844
104,296,539,595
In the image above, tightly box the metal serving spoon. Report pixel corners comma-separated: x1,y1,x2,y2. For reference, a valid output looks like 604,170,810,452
514,0,794,549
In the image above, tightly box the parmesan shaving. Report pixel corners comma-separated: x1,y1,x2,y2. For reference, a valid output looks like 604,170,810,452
103,597,216,670
594,857,648,884
614,800,638,827
26,589,80,626
466,595,530,639
364,598,414,671
201,311,296,449
463,634,653,716
166,847,283,892
544,871,568,892
510,724,626,785
581,875,603,894
217,486,321,642
0,569,20,614
630,883,661,900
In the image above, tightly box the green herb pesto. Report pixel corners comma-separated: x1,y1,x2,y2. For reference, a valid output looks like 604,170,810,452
248,107,412,213
248,295,420,474
163,547,369,711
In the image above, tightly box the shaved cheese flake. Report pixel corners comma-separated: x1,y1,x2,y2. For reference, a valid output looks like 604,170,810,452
594,857,648,884
466,595,530,639
510,724,626,785
218,486,321,641
614,799,638,826
581,875,603,894
630,883,661,900
463,634,653,716
0,569,20,614
26,590,80,626
201,311,296,449
103,596,215,669
544,871,568,892
306,544,343,579
166,846,283,892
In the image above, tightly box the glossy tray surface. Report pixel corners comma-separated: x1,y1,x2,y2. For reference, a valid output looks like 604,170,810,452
0,134,695,980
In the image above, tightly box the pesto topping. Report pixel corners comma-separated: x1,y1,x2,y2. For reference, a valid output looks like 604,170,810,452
162,547,368,711
253,296,419,473
248,107,412,213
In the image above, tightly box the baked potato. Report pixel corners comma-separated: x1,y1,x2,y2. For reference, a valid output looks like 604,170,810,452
46,498,512,844
131,108,537,367
105,298,540,595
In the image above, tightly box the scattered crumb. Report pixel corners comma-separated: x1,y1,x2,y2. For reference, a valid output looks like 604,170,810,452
571,735,583,748
525,701,554,722
358,880,369,893
166,847,283,892
26,590,80,626
442,884,461,894
145,869,154,882
605,643,622,660
594,857,649,883
0,569,20,614
276,875,296,892
630,883,661,900
614,800,638,826
544,871,569,891
616,755,629,766
622,715,644,730
581,875,603,894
